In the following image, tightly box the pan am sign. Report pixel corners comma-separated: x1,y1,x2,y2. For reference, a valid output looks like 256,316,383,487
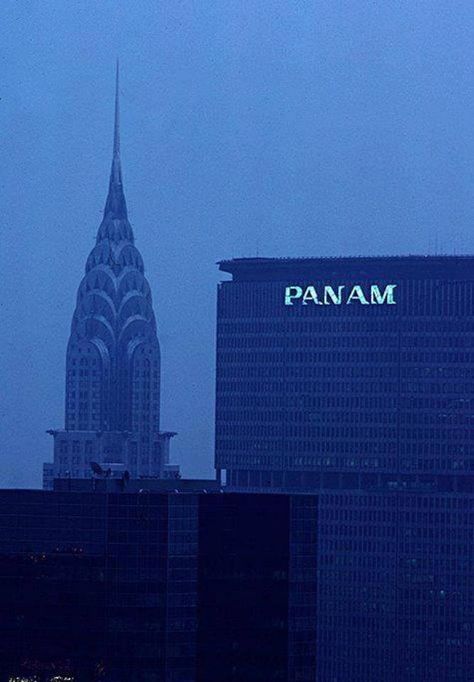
284,284,397,306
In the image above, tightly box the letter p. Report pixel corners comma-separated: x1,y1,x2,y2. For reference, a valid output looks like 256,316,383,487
285,286,303,306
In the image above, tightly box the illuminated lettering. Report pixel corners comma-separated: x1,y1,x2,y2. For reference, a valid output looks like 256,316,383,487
347,285,369,305
323,285,345,305
284,286,303,305
370,284,397,305
302,286,323,305
284,283,397,306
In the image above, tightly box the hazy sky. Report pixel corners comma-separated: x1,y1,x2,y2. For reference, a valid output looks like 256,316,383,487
2,1,474,486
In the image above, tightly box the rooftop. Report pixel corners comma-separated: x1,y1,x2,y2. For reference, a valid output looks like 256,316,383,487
218,254,474,281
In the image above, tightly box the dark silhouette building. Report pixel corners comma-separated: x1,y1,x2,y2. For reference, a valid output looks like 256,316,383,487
43,68,178,488
215,255,474,681
0,487,317,682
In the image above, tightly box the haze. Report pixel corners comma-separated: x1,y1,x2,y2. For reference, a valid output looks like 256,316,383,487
2,1,474,486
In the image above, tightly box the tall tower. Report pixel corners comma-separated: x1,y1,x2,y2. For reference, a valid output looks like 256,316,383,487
43,66,179,489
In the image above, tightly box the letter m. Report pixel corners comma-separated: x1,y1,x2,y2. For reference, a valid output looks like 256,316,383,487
371,284,397,305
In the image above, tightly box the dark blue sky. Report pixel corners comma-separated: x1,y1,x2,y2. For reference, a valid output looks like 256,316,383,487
2,1,474,486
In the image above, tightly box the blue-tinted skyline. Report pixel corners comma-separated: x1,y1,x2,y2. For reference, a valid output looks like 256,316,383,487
2,2,474,485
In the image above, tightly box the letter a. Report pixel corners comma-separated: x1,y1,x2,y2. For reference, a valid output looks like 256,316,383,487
302,286,323,305
346,285,369,305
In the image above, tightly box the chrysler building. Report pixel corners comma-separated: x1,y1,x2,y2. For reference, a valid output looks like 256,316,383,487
43,68,179,488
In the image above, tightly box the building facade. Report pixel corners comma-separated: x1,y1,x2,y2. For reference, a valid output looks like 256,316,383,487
315,488,473,681
216,255,474,490
43,69,178,488
0,487,317,682
215,255,474,680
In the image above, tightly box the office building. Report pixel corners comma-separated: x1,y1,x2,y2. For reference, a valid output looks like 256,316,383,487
215,255,474,680
0,486,317,682
42,68,179,488
216,255,474,489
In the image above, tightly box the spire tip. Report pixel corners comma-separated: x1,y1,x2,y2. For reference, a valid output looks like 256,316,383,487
103,62,127,220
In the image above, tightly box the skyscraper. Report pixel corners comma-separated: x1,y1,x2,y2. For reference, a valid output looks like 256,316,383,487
215,255,474,681
43,67,179,488
215,255,474,490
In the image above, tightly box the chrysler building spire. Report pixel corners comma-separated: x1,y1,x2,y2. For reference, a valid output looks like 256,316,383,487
43,65,179,489
104,60,127,220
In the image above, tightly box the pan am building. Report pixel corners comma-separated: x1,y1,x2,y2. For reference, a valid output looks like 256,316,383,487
216,255,474,492
215,256,474,681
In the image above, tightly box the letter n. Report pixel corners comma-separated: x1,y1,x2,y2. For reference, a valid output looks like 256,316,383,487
324,286,345,305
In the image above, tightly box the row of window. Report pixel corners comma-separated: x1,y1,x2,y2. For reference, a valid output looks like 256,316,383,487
59,440,94,454
217,317,474,334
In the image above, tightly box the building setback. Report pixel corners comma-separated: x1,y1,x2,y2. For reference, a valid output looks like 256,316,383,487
43,68,178,488
0,487,317,682
215,255,474,681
